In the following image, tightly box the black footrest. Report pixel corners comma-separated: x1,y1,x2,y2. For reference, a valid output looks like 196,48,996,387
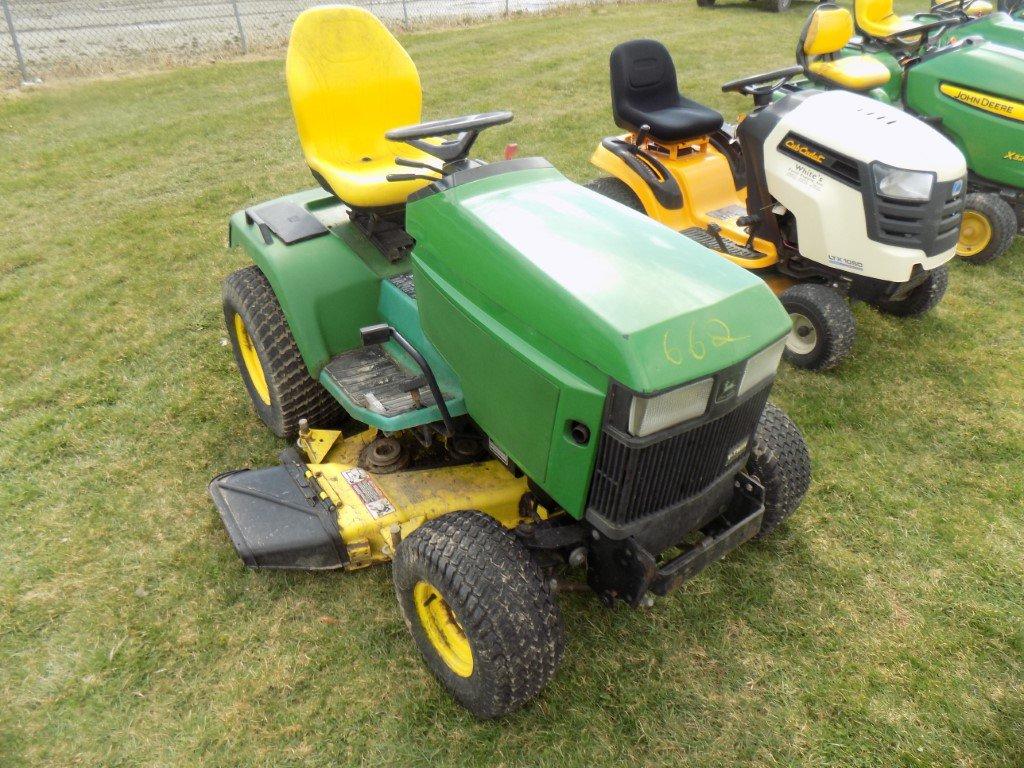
681,226,758,260
324,345,441,416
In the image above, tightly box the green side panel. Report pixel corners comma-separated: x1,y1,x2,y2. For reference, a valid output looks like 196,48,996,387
414,258,605,517
407,167,789,394
905,41,1024,190
228,189,383,377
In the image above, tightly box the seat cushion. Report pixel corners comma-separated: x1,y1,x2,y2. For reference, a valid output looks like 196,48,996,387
616,98,724,143
312,148,433,209
808,56,891,91
856,0,918,38
965,0,994,16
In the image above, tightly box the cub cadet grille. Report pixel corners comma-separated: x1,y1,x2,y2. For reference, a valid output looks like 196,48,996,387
587,384,771,527
869,178,965,256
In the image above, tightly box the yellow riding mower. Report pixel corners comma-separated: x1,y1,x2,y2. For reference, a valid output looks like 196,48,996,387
211,7,812,718
588,40,967,371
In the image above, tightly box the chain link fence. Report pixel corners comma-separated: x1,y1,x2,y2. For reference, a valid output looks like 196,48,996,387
1,0,596,86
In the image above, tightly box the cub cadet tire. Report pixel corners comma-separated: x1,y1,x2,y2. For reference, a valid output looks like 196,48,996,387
957,193,1015,265
763,0,792,11
779,284,855,371
584,176,646,213
223,266,343,438
746,403,811,539
871,265,948,318
393,511,564,719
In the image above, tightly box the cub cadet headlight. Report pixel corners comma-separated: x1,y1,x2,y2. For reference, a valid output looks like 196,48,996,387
873,163,934,202
628,378,714,437
738,336,786,397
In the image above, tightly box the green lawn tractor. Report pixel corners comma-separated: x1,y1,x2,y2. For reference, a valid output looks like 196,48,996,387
210,6,811,718
787,2,1024,264
853,0,1023,49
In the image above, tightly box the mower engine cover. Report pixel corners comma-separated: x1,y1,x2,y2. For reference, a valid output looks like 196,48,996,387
752,89,967,282
405,161,791,519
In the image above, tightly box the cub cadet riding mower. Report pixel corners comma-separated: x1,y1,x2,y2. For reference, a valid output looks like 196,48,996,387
788,2,1024,263
587,39,967,371
211,6,812,718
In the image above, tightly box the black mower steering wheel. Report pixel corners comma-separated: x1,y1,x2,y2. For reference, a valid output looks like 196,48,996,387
882,16,961,49
722,65,805,106
385,111,513,163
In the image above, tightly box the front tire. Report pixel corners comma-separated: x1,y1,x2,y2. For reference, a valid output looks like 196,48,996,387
957,193,1015,265
584,176,646,213
871,265,947,318
746,403,811,539
393,511,564,719
779,283,855,371
223,266,343,438
763,0,792,11
697,0,716,6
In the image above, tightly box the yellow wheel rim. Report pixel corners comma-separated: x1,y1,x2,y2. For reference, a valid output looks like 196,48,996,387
413,581,473,677
957,210,993,258
234,313,271,406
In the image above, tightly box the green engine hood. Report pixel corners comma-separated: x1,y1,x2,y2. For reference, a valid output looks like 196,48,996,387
941,12,1024,49
406,164,790,393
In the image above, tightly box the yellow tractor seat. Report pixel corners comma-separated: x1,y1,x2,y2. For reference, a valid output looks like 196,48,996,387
855,0,920,39
285,5,431,209
808,56,891,90
799,5,892,91
962,0,994,17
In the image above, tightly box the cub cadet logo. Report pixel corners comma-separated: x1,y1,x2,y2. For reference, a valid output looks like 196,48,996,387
783,138,825,164
939,84,1024,123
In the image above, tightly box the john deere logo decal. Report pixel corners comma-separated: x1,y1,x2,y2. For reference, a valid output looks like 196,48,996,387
1004,151,1024,164
940,84,1024,123
783,138,825,164
715,374,739,404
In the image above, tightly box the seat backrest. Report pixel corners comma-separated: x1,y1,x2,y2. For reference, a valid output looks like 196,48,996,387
286,6,421,171
800,4,856,62
855,0,901,36
610,40,680,132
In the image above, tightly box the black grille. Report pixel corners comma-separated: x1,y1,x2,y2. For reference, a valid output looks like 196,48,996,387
587,385,770,527
869,178,965,257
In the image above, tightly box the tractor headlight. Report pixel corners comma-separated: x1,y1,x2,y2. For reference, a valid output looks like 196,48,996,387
738,336,787,398
628,378,714,437
873,163,934,202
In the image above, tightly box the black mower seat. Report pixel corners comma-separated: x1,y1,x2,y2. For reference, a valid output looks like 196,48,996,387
610,39,724,143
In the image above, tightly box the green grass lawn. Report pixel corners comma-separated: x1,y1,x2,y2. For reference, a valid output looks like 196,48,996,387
2,1,1022,765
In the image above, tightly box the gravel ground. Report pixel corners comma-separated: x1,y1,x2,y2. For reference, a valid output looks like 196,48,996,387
1,0,589,85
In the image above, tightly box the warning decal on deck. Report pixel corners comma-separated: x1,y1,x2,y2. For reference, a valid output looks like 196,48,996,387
341,468,396,519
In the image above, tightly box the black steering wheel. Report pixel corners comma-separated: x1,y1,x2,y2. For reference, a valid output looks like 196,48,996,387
881,16,961,49
722,65,805,106
385,111,513,163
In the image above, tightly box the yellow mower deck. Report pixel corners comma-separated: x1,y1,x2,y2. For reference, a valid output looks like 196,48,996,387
210,428,531,571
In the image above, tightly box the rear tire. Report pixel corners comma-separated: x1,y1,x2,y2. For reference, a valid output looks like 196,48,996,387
393,511,565,719
746,403,811,539
957,193,1015,265
779,283,855,371
584,176,646,213
871,265,947,317
223,266,343,439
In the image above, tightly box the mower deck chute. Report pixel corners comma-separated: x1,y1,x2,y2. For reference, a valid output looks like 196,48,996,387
209,455,348,570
